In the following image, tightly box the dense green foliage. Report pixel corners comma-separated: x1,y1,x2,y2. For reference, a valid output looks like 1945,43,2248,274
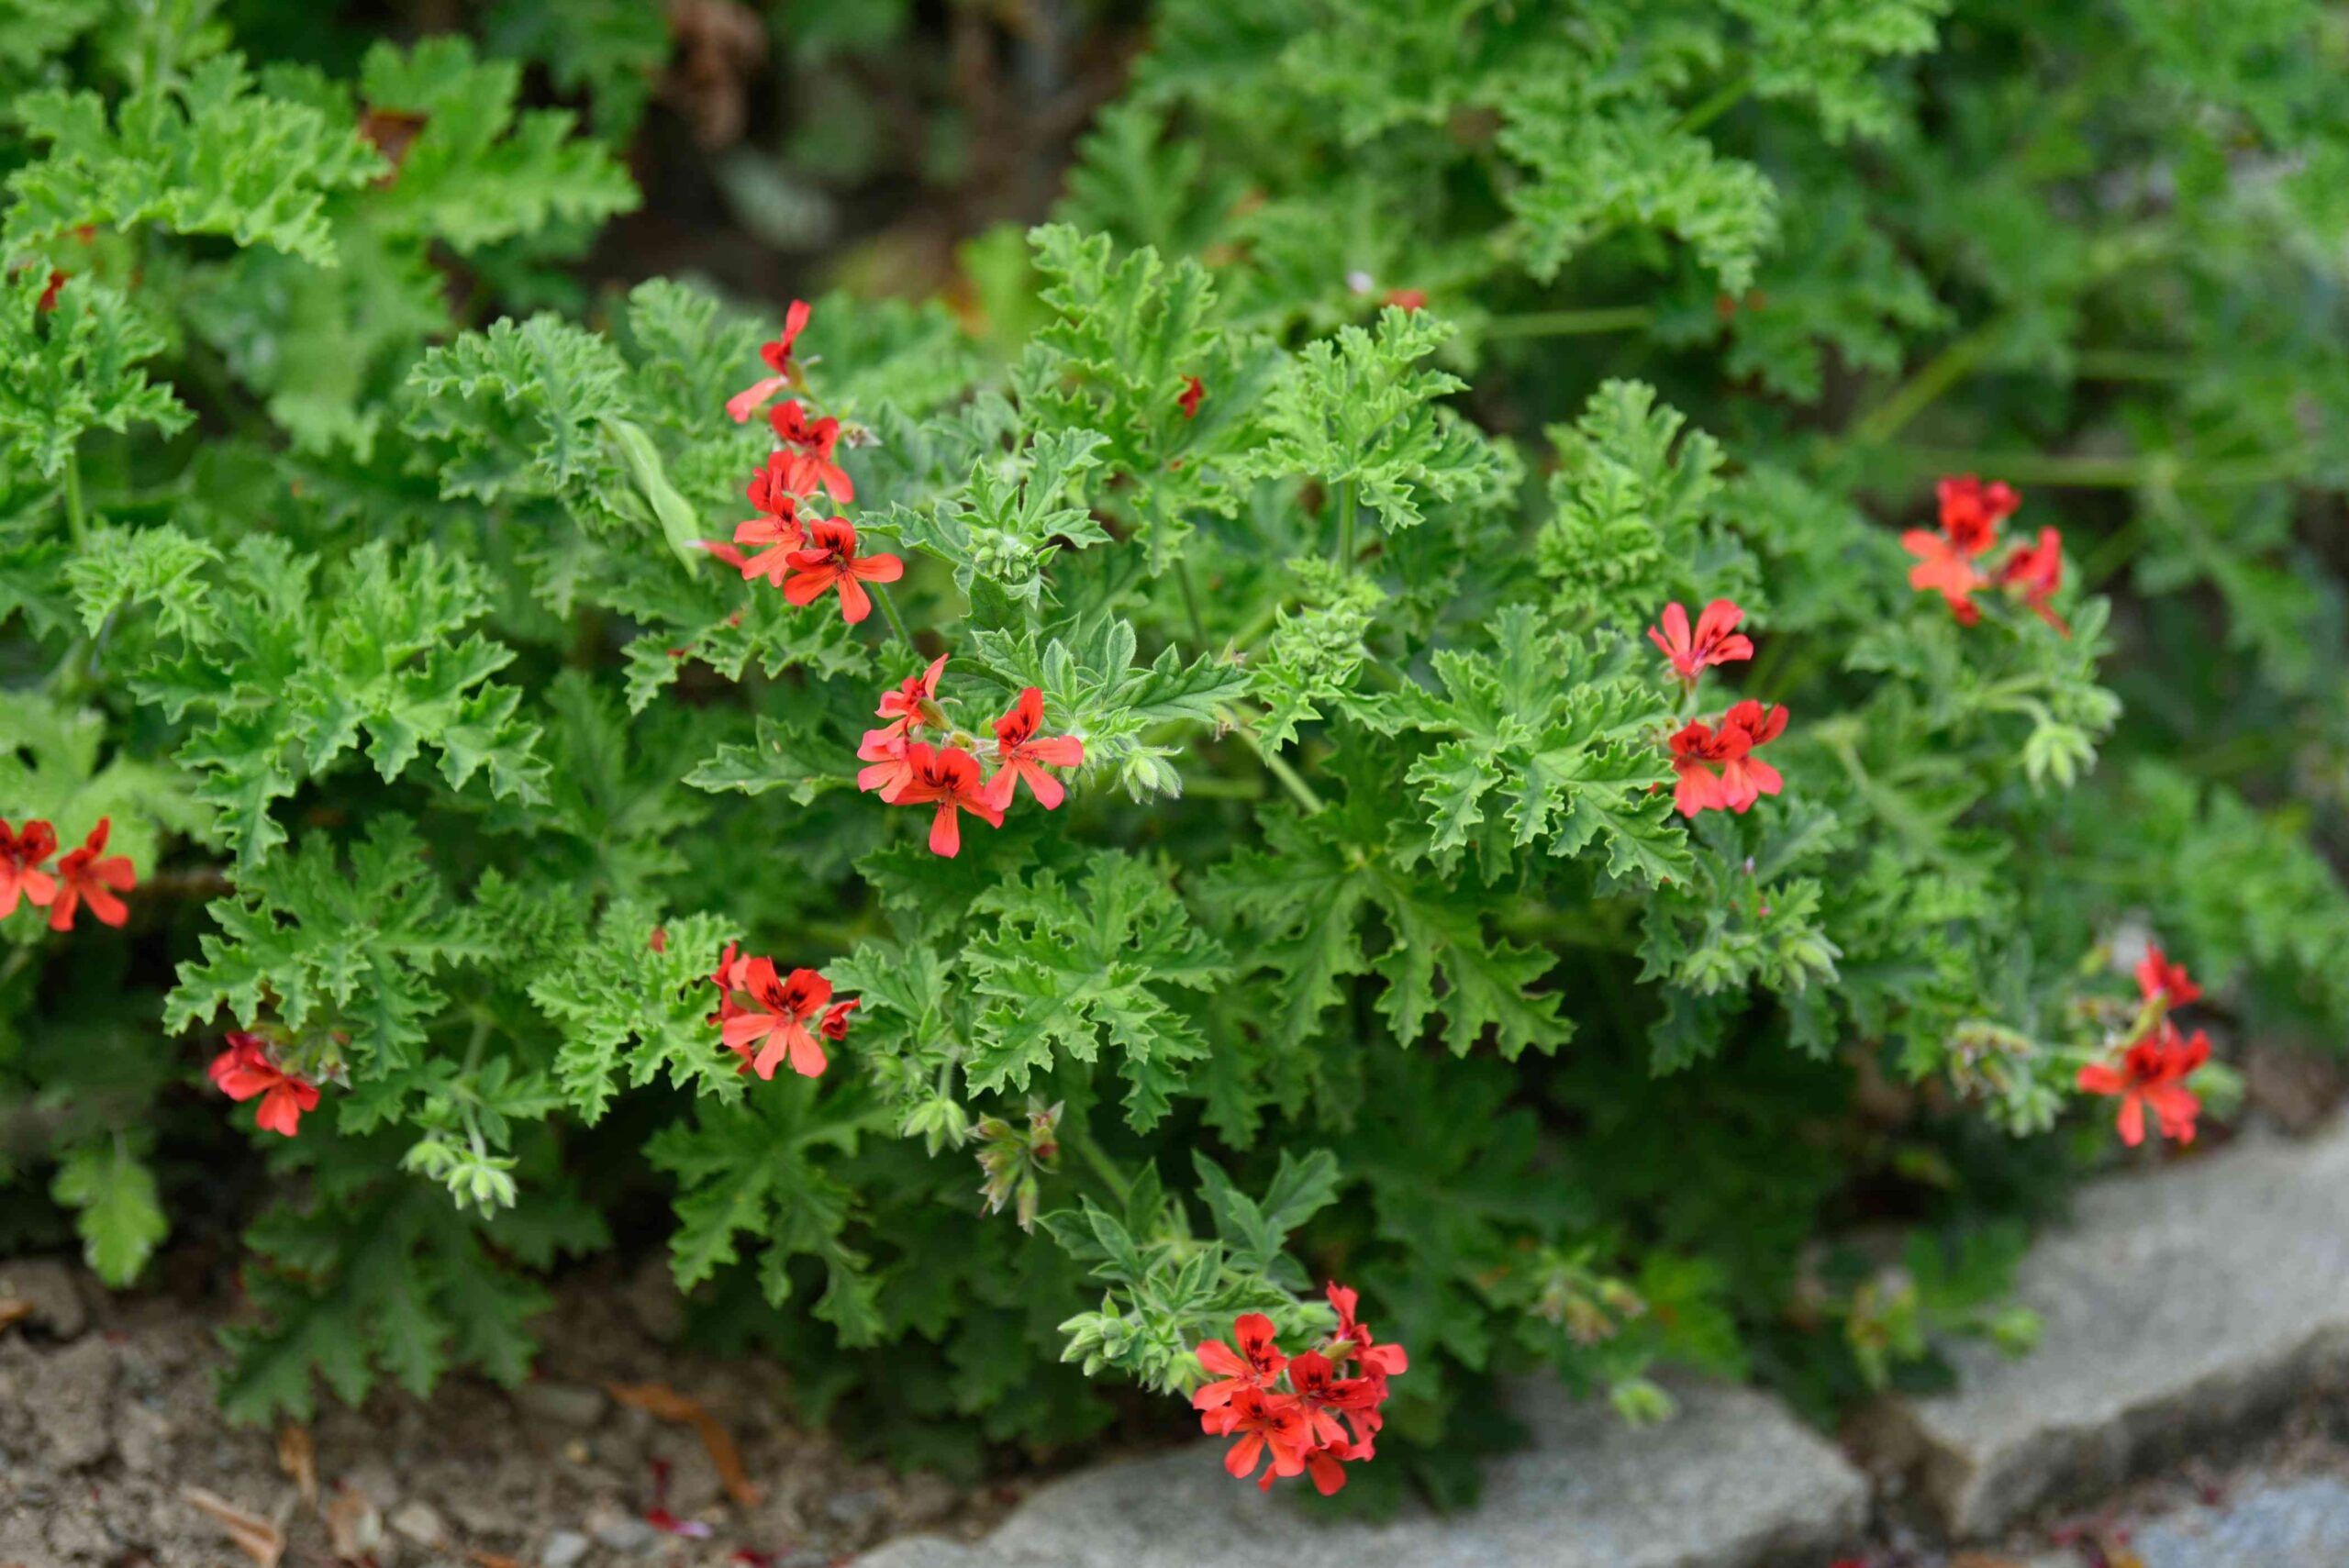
4,0,2346,1499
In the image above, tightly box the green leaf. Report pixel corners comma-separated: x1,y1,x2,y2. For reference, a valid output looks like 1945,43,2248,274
354,35,638,250
1234,306,1499,536
963,852,1229,1130
166,817,483,1073
529,904,745,1122
0,273,190,477
50,1136,168,1284
4,53,382,262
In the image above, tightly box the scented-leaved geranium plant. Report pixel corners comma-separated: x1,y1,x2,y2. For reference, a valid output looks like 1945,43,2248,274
4,0,2346,1505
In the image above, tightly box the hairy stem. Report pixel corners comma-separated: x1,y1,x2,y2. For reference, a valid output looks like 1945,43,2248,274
1884,448,2308,491
1067,1119,1132,1207
1175,558,1209,648
870,581,919,654
1332,480,1358,572
1482,306,1653,340
63,448,85,549
1219,706,1326,815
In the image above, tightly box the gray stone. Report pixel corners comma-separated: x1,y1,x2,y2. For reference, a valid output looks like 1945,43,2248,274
856,1377,1865,1568
115,1397,174,1474
540,1528,592,1568
584,1496,660,1555
516,1379,608,1429
28,1336,117,1468
1864,1115,2349,1538
896,1471,962,1527
0,1257,88,1339
2135,1477,2349,1568
621,1254,685,1344
389,1500,449,1547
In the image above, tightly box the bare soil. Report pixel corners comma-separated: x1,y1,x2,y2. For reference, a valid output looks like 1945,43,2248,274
0,1256,1023,1568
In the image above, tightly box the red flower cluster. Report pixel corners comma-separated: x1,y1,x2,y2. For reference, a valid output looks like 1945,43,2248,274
1647,599,1787,818
2076,943,2211,1147
707,942,857,1080
208,1033,322,1138
856,658,1085,856
1193,1284,1408,1496
1,817,136,930
1667,700,1787,817
704,305,902,625
1902,476,2068,633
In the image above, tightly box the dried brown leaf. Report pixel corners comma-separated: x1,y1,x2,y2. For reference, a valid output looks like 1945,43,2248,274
607,1380,763,1507
321,1482,384,1562
275,1425,317,1507
182,1485,284,1568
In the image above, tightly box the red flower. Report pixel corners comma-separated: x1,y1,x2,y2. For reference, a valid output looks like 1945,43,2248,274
819,997,859,1041
1199,1385,1308,1490
1902,529,1987,625
1997,526,2068,635
1666,701,1787,817
1323,1282,1409,1382
782,517,903,625
2077,1022,2210,1147
1936,475,2021,555
856,728,917,801
0,817,59,918
1193,1312,1287,1411
37,270,66,313
1285,1350,1380,1449
727,473,805,586
726,299,812,422
719,959,834,1080
48,817,135,930
858,655,948,797
1176,375,1204,420
1647,599,1753,684
769,401,853,504
876,653,948,733
208,1033,321,1138
890,742,1003,857
983,687,1085,810
1382,288,1428,312
1299,1439,1359,1496
705,940,749,1027
2134,943,2202,1008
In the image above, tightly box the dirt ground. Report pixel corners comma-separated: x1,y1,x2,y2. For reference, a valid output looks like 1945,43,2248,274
0,1255,1019,1568
8,1242,2347,1568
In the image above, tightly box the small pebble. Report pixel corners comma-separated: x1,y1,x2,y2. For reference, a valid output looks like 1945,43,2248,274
389,1499,448,1546
517,1380,608,1429
540,1528,592,1568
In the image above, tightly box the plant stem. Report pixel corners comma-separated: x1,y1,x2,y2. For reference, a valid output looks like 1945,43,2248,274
2070,349,2190,383
1881,448,2308,491
1677,73,1750,134
1068,1119,1131,1207
63,449,85,548
1175,558,1209,648
870,581,918,654
1219,706,1325,815
1482,306,1653,340
1332,480,1357,572
1181,774,1265,800
1846,325,2001,449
